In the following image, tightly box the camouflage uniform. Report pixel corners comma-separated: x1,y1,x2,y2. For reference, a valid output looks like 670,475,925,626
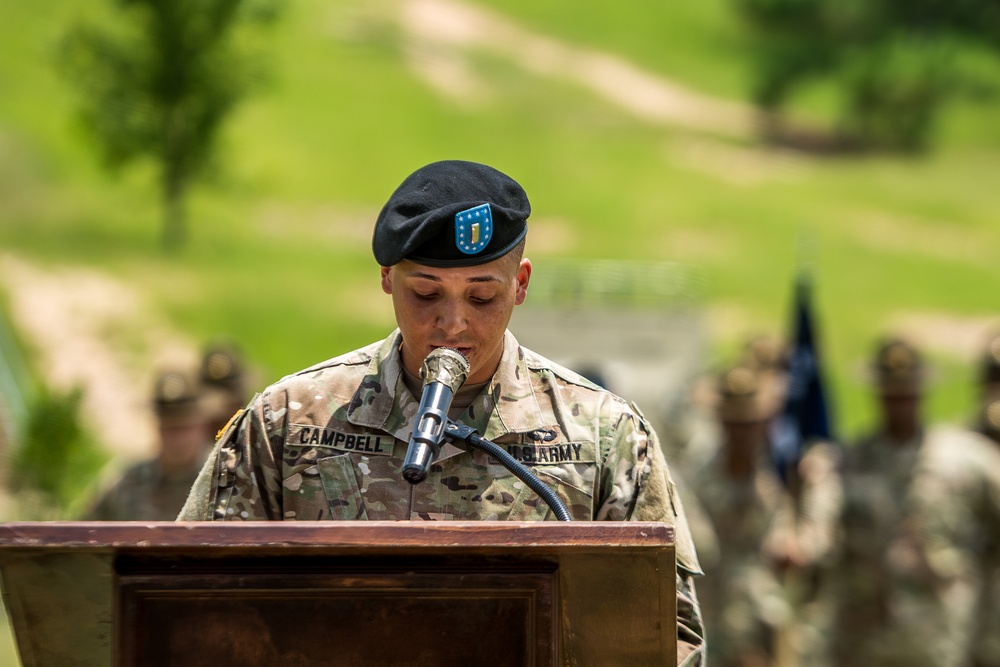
835,425,1000,667
834,337,1000,666
834,337,928,664
690,444,843,667
970,334,1000,666
684,365,841,667
687,445,786,667
908,426,1000,667
179,329,706,665
86,458,203,521
87,369,209,521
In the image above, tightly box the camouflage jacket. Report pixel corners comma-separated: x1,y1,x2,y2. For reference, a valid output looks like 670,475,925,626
85,458,200,521
835,425,1000,667
179,330,705,665
904,426,1000,667
685,442,841,667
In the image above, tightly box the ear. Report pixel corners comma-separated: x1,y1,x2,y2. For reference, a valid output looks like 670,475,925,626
514,258,531,306
380,266,393,295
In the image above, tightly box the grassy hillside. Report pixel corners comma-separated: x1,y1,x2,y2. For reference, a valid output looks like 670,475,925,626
2,0,1000,442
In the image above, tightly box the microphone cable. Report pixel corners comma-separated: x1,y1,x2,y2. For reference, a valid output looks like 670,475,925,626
444,422,572,522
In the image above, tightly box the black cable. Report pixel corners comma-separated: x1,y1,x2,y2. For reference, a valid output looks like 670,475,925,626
443,422,573,522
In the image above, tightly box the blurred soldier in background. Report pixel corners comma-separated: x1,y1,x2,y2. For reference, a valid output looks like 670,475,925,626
199,342,250,442
685,363,840,667
833,337,1000,666
685,364,780,667
755,330,841,667
905,431,1000,667
833,337,928,664
665,335,786,480
975,332,1000,446
85,370,213,520
970,331,1000,666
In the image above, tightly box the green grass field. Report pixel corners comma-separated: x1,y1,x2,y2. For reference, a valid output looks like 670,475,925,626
3,0,1000,441
2,0,1000,661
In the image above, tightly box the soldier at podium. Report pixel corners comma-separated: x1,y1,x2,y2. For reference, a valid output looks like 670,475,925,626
179,160,705,665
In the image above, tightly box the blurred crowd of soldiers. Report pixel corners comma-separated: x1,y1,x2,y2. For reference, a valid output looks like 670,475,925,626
667,332,1000,667
84,342,250,521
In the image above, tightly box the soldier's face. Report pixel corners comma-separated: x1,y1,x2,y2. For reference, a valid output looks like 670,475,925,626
381,256,531,384
158,417,209,470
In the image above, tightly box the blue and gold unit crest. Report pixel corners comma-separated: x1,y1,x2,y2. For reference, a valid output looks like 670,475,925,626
455,204,493,255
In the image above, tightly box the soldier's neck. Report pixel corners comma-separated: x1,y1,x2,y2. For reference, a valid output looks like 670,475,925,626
882,422,921,445
722,441,759,479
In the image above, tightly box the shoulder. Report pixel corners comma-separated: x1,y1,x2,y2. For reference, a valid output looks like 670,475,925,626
90,458,158,510
521,346,633,414
283,339,382,381
922,424,1000,481
115,458,161,485
259,339,383,401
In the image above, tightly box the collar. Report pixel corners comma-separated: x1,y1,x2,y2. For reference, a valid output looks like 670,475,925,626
346,329,548,448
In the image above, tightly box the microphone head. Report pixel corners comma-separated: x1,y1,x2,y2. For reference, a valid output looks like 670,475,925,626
420,347,471,393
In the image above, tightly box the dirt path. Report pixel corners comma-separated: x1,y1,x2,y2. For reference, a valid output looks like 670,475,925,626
398,0,754,137
0,254,197,463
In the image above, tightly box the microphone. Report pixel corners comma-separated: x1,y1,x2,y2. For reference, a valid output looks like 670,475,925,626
402,347,470,484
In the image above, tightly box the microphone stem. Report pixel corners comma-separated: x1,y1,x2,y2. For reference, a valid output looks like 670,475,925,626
443,421,573,522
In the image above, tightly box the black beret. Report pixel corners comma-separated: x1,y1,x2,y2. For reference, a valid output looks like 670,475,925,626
372,160,530,267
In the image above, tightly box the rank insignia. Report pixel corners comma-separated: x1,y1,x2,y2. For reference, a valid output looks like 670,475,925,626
455,204,493,255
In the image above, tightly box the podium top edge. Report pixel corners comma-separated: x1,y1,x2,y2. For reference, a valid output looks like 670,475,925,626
0,521,675,551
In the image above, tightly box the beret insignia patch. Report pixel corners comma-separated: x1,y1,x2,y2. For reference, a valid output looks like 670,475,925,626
455,204,493,255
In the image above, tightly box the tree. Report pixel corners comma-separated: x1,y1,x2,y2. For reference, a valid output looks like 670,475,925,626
10,385,108,519
58,0,280,250
735,0,1000,152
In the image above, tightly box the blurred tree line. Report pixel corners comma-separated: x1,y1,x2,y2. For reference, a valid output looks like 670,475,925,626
57,0,281,250
736,0,1000,151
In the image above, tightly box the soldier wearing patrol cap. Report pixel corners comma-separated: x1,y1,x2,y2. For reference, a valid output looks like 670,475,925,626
178,160,706,666
684,364,840,667
864,336,926,446
198,341,250,442
86,369,213,520
681,365,780,667
832,338,926,662
831,337,1000,666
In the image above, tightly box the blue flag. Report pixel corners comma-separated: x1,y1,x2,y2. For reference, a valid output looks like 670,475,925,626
770,272,833,486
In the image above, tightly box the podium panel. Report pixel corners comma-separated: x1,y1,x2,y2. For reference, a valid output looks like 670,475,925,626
0,522,676,667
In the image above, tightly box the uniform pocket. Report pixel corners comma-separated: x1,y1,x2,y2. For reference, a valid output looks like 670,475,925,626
317,454,368,521
505,463,596,521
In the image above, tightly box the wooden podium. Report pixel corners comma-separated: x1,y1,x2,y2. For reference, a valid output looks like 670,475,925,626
0,522,676,667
